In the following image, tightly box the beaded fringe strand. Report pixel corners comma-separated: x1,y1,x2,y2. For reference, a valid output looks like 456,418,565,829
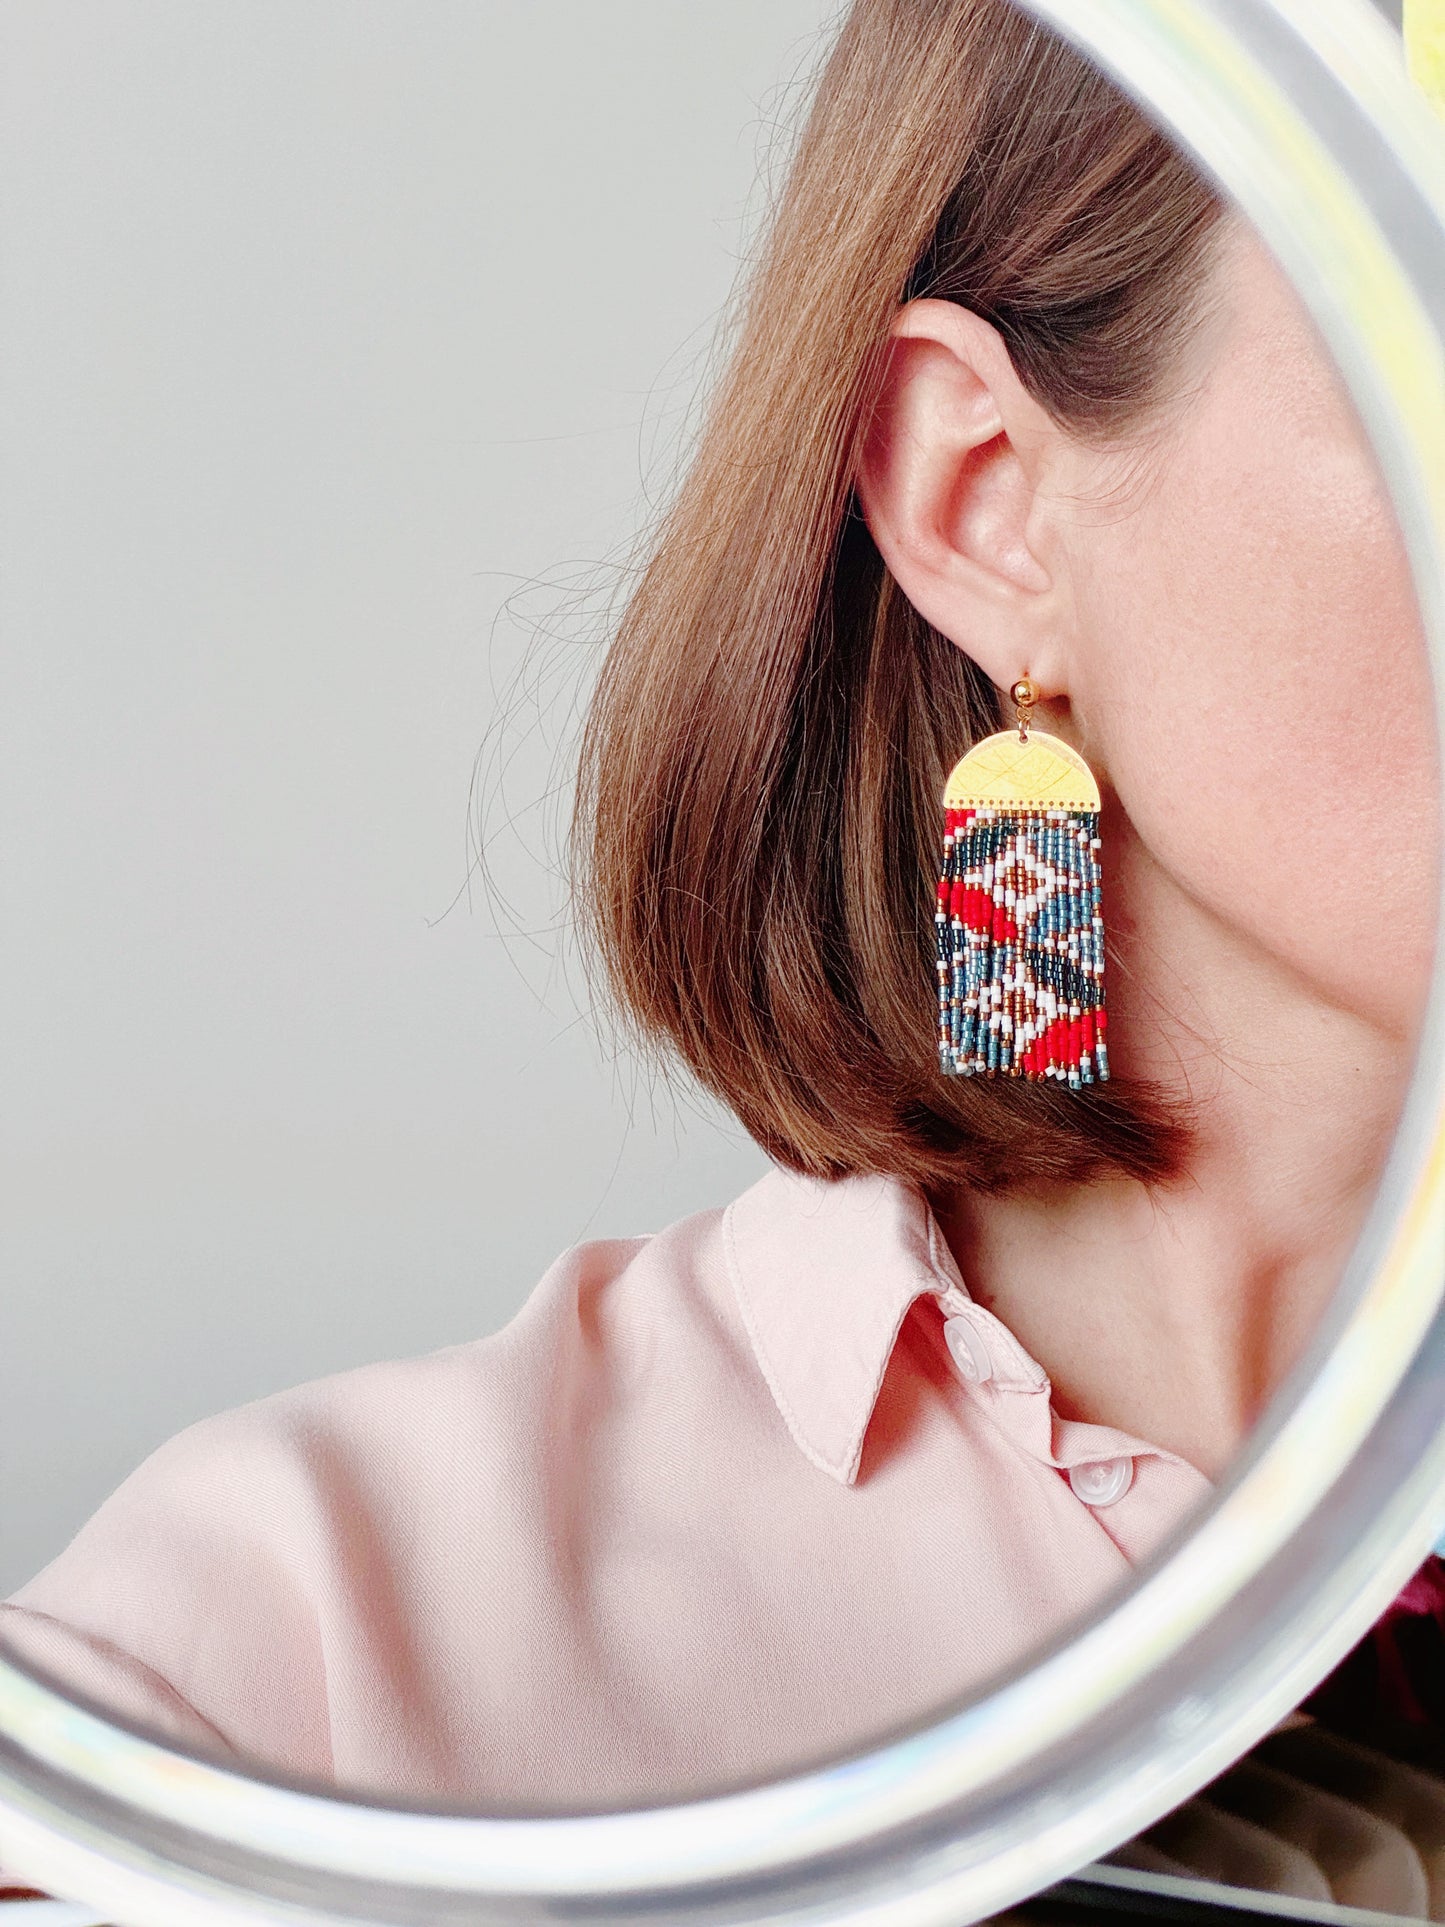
935,806,1109,1086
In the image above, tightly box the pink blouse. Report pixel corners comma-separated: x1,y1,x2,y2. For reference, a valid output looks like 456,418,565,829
1,1167,1213,1808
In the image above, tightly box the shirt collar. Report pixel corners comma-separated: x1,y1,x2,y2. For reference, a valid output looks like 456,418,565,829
723,1165,984,1485
723,1164,1211,1494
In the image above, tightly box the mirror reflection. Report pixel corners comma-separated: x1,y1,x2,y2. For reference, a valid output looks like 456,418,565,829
1,0,1439,1893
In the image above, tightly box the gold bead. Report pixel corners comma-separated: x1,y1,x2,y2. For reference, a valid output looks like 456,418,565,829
1011,676,1037,707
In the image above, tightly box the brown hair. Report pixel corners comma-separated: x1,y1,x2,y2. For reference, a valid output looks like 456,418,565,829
576,0,1222,1194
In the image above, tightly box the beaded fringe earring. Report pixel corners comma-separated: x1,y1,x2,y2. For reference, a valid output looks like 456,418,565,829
935,677,1109,1087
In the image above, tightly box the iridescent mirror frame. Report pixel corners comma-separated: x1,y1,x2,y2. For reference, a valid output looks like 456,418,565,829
0,1,1442,1922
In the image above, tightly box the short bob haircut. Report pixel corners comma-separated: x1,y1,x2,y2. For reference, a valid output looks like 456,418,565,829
577,0,1224,1195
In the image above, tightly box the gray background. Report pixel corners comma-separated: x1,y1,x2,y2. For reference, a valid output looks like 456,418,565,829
0,1,842,1593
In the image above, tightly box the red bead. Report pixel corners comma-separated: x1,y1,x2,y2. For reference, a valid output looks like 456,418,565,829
957,886,1000,934
1040,1015,1071,1066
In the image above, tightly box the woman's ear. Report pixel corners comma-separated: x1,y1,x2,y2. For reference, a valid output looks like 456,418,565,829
855,297,1071,695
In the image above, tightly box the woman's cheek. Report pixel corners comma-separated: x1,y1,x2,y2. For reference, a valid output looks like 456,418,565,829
1079,439,1436,1031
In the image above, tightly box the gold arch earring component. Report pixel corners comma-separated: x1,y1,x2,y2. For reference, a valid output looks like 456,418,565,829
934,678,1109,1087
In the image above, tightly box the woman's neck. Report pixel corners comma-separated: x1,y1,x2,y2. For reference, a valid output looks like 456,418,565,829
930,830,1420,1481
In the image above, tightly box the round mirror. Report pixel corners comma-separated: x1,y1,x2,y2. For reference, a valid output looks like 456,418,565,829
0,0,1442,1921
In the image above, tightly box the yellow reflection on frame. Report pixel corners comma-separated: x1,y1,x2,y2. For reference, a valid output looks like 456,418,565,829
1406,0,1445,113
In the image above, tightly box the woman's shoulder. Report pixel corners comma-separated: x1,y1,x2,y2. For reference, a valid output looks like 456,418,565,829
0,1166,984,1798
4,1164,924,1638
7,1162,922,1616
249,1187,753,1459
0,1187,775,1773
14,1192,752,1561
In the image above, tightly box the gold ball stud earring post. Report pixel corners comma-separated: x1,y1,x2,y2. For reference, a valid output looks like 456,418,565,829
1011,676,1038,741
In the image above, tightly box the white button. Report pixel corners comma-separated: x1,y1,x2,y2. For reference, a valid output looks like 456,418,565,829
1068,1457,1133,1507
943,1317,993,1385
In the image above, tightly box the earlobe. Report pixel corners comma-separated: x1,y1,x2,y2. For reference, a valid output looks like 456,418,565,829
855,298,1065,688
